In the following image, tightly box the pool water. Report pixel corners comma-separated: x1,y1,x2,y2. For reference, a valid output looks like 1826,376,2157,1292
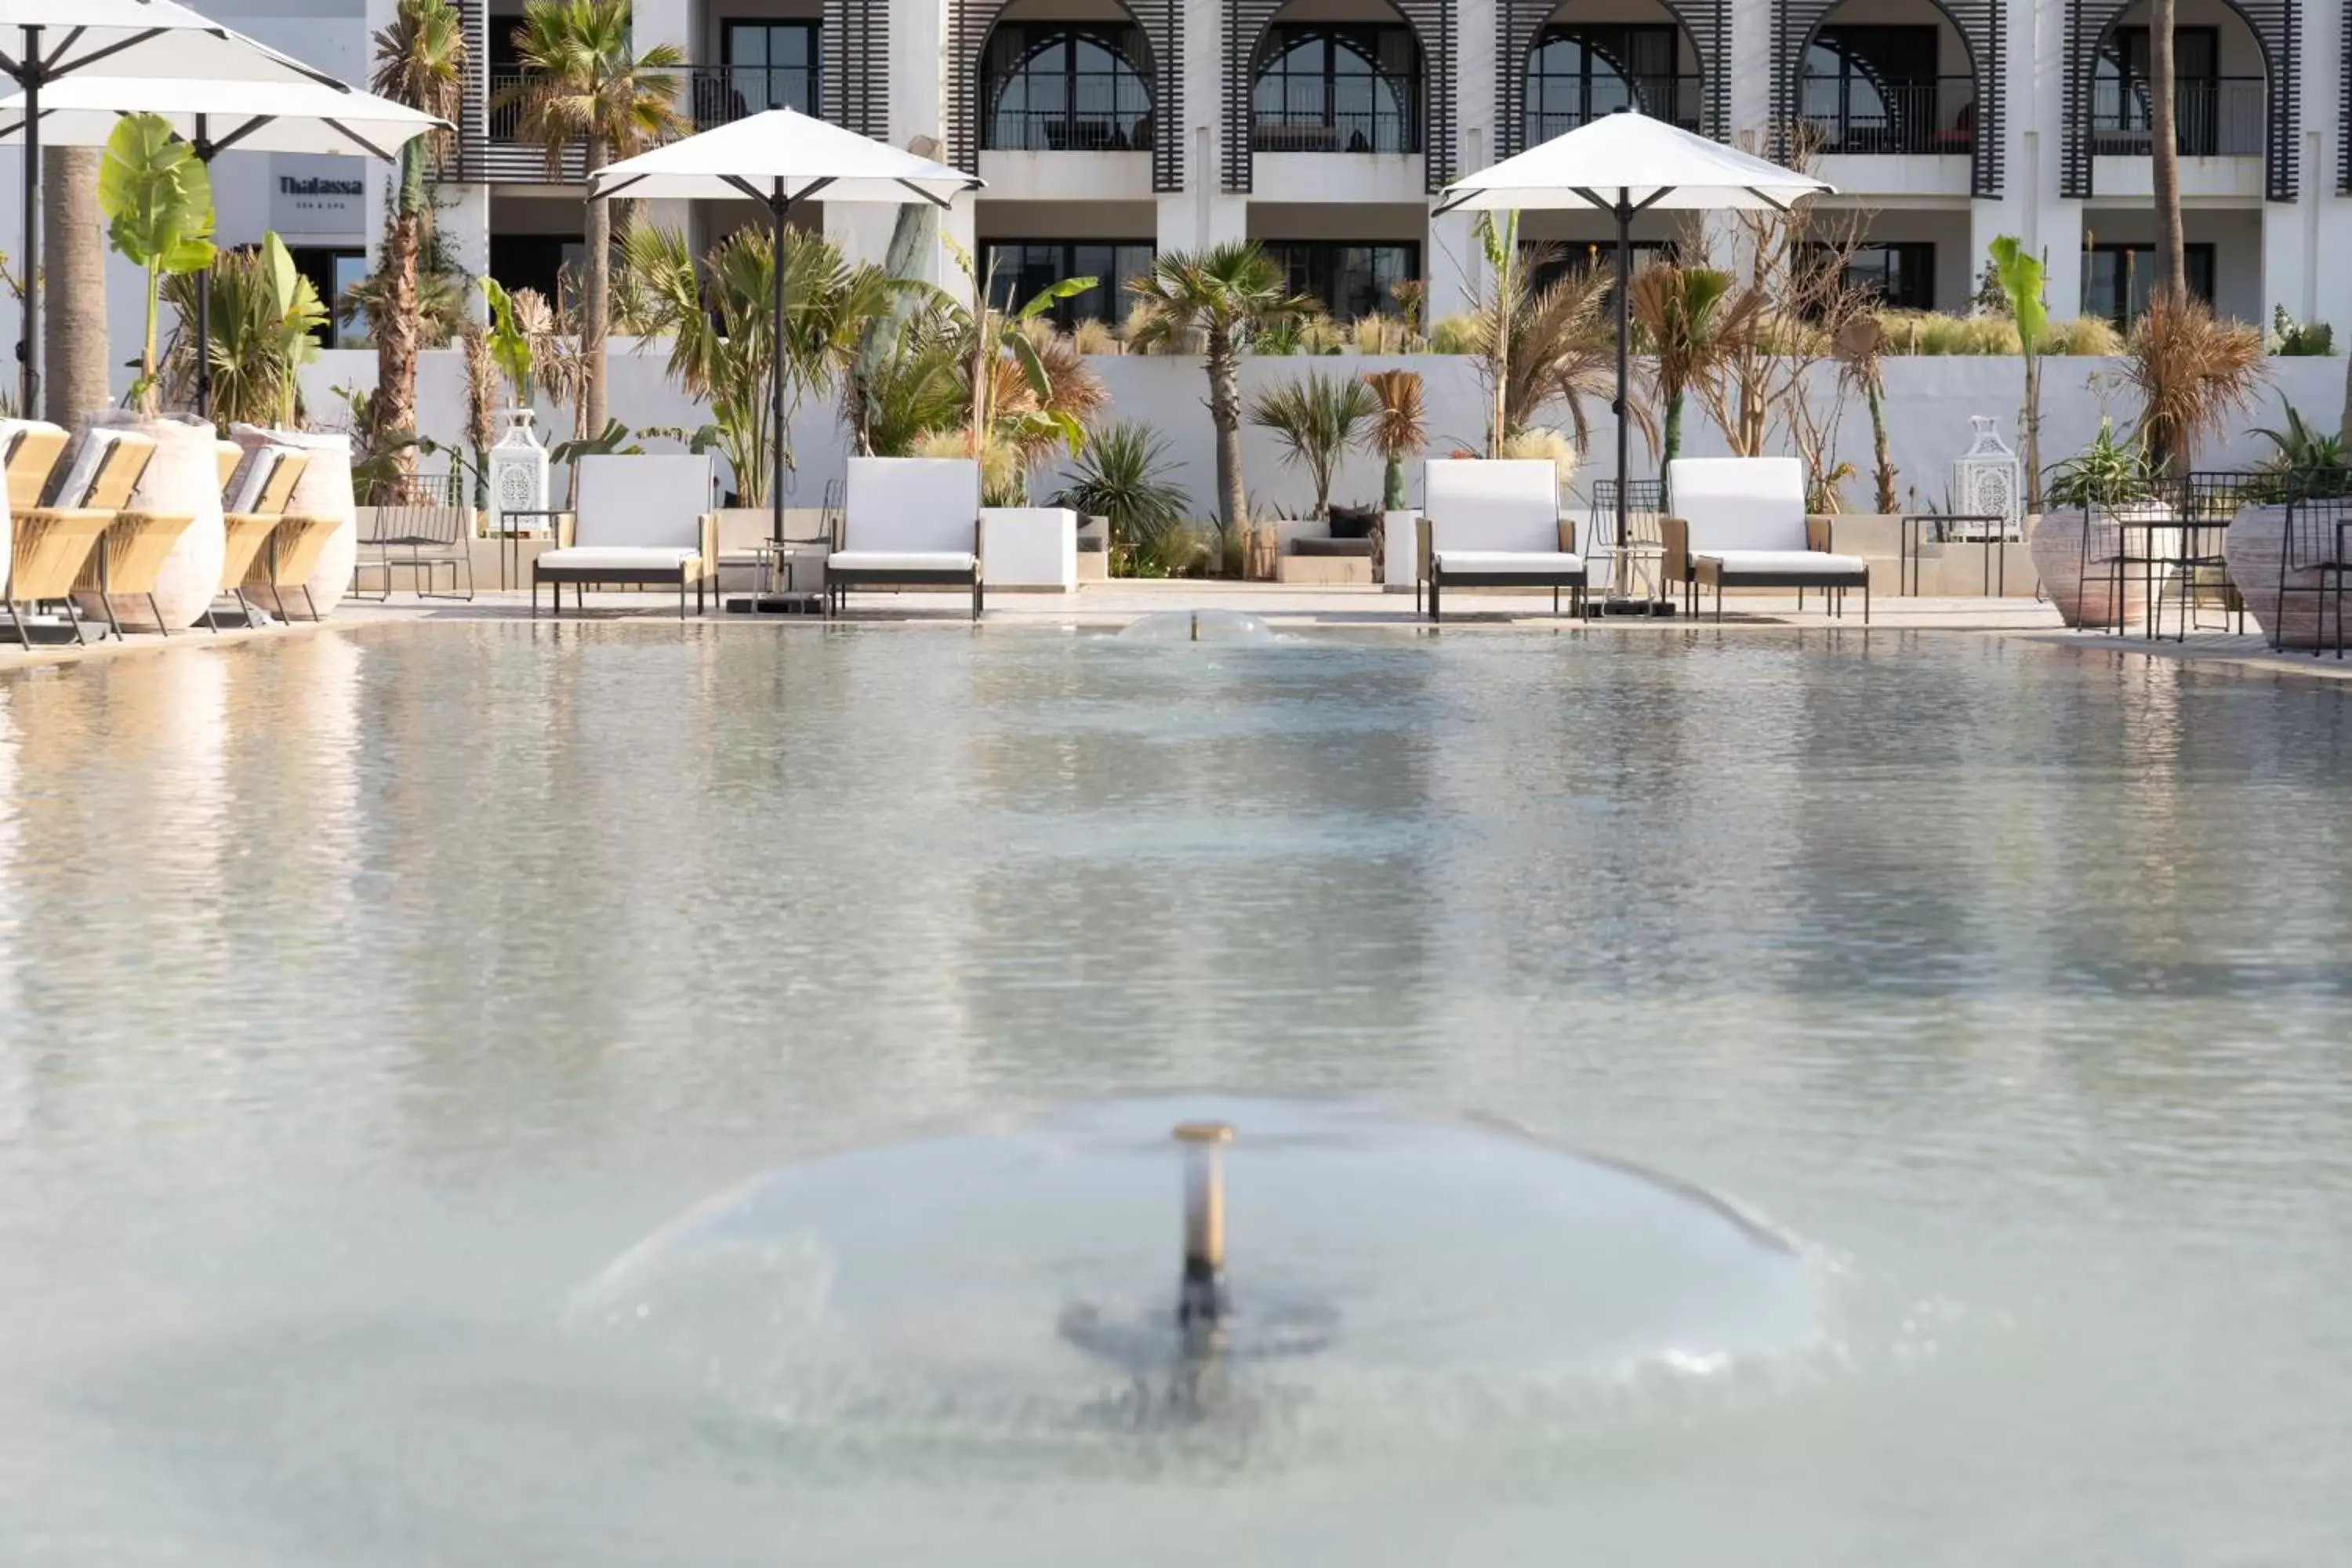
1,622,2348,1565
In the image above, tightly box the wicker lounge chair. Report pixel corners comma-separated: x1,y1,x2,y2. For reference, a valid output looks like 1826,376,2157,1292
1414,458,1585,622
209,447,304,628
240,450,348,622
826,457,983,620
532,454,716,619
75,436,196,637
5,430,158,645
1661,456,1870,623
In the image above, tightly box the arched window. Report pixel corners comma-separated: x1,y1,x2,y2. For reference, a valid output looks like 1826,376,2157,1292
1523,24,1683,145
1798,27,1940,153
1252,25,1421,154
982,24,1154,151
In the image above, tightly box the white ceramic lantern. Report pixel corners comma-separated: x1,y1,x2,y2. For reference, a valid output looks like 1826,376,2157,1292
487,408,549,534
1950,416,2023,539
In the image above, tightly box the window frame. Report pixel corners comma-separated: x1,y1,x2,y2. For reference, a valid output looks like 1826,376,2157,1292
2082,240,2217,328
978,239,1157,330
980,24,1156,152
1251,24,1423,154
1261,238,1421,322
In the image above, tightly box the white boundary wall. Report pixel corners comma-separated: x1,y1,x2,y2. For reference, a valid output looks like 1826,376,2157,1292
296,349,2352,524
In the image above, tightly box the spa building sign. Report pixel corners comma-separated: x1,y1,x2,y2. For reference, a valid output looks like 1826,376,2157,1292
270,156,364,234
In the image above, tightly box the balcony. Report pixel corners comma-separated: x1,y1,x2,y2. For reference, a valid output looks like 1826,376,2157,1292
1796,75,1976,154
1251,103,1419,155
440,68,588,183
689,64,820,132
984,76,1153,152
2089,75,2264,157
1523,74,1702,143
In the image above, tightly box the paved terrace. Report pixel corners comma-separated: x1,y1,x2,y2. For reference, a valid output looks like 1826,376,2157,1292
3,583,2348,683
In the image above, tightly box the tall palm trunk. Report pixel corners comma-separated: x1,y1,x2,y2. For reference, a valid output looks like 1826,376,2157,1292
581,139,608,438
376,143,424,484
1207,329,1246,552
42,145,107,428
2150,0,2186,307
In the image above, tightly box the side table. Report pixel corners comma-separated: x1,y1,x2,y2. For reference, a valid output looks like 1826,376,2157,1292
492,509,571,593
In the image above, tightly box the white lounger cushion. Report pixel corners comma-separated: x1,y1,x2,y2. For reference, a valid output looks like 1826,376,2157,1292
827,550,978,572
842,458,982,554
1422,459,1562,553
1433,550,1584,574
1668,456,1808,553
537,546,700,572
1698,549,1867,577
573,454,713,549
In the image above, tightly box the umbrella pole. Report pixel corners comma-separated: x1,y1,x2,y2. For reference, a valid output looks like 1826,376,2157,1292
20,26,42,417
1613,189,1632,602
771,182,786,552
194,125,213,423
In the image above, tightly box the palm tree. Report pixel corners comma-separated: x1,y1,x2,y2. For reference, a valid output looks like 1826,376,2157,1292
1631,263,1753,507
368,0,466,483
42,145,107,427
2149,0,2185,308
1123,241,1313,539
1472,227,1632,457
499,0,686,441
1249,371,1377,521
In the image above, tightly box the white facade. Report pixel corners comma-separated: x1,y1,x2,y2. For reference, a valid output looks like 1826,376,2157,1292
9,0,2352,397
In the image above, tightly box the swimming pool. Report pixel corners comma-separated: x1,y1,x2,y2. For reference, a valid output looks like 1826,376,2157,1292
2,622,2347,1564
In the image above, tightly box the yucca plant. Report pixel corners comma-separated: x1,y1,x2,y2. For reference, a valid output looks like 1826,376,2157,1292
1358,368,1425,512
2123,294,2267,477
1249,370,1377,521
163,239,322,429
1054,420,1190,564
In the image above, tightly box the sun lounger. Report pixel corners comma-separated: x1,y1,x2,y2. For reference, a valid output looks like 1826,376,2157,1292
532,454,716,619
1661,456,1870,623
827,457,984,620
5,430,158,645
1415,458,1585,621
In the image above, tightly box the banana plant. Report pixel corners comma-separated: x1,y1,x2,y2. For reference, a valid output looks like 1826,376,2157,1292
1989,236,2048,512
479,275,536,406
946,237,1094,465
261,233,327,428
100,112,216,416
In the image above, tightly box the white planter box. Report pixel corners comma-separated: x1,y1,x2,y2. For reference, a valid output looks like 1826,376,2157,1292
981,506,1077,592
1382,509,1417,592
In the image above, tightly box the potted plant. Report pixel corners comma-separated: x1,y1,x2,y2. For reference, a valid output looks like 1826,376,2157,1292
1247,369,1377,578
1359,368,1424,587
86,111,224,632
2226,401,2352,646
2031,418,2160,628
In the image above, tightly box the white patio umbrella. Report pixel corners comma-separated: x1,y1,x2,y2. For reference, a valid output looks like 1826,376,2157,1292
0,76,447,416
1433,109,1833,610
587,108,982,559
1,0,349,412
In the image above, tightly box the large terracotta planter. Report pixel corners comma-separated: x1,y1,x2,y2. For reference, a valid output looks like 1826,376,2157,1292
2026,506,2163,630
76,412,225,632
2222,503,2338,648
231,426,358,617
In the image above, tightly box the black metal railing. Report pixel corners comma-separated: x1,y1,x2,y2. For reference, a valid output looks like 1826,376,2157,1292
1523,74,1703,142
690,64,820,130
451,69,590,182
2089,76,2267,157
1252,99,1420,154
985,75,1154,151
1795,75,1978,154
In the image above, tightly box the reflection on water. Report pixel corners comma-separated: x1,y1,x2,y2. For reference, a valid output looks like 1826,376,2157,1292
1,624,2350,1566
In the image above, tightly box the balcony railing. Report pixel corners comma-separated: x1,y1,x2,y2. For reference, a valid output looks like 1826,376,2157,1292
1795,76,1977,154
985,75,1154,151
690,65,820,131
1251,100,1420,154
1523,74,1703,143
441,68,586,183
2089,76,2265,156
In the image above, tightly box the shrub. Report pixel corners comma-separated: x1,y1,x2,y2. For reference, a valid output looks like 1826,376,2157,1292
2042,316,2124,355
1428,314,1479,354
2269,305,2333,356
